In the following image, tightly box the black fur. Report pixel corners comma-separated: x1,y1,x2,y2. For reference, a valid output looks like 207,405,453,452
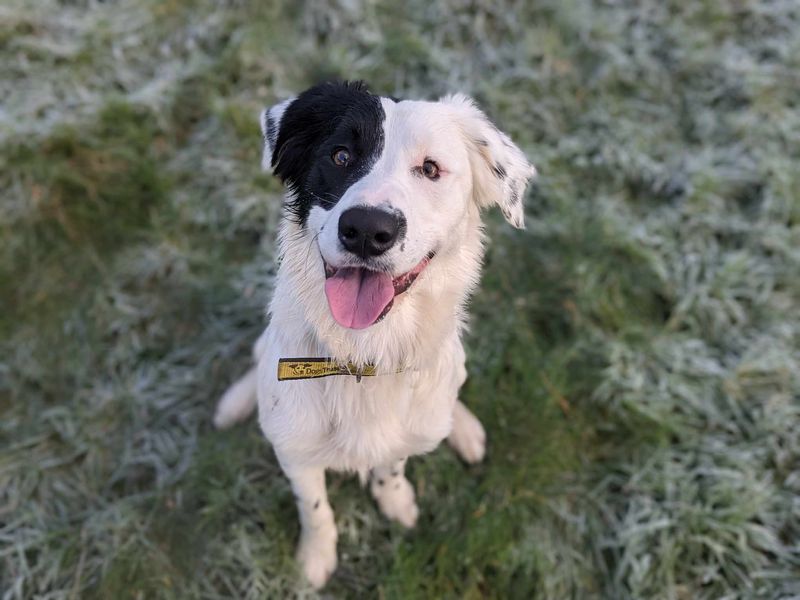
492,162,507,180
265,114,277,149
270,81,385,225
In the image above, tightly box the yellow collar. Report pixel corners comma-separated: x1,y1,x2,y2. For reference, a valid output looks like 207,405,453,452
277,357,383,382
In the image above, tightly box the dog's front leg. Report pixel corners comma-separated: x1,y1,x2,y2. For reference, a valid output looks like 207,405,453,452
370,457,419,528
284,464,337,588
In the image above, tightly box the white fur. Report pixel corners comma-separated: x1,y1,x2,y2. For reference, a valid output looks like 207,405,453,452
260,97,294,170
216,91,535,589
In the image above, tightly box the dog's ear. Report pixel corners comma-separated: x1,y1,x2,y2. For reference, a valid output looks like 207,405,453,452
442,94,536,229
259,98,295,171
259,81,376,190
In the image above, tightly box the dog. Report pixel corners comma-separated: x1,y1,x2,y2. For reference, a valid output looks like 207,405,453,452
213,81,535,588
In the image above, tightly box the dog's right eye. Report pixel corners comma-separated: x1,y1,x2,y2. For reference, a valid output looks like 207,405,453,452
332,148,350,167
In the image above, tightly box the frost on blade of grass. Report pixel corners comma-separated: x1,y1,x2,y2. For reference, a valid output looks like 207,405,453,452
1,0,800,598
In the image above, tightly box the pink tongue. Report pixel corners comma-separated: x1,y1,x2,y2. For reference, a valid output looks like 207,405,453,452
324,267,395,329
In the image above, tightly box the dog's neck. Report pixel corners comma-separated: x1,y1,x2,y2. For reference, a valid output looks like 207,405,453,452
268,207,486,371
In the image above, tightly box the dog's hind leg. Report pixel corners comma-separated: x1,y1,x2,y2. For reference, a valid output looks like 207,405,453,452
213,367,258,429
284,464,338,589
370,457,419,528
447,400,486,464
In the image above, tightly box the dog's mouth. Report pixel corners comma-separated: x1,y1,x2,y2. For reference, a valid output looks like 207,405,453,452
322,252,434,330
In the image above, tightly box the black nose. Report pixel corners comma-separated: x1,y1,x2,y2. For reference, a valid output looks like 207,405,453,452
338,207,402,258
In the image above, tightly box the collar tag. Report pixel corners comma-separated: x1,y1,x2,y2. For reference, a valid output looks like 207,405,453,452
277,358,379,382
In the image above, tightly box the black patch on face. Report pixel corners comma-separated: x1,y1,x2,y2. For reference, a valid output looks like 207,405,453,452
492,162,507,180
270,81,385,225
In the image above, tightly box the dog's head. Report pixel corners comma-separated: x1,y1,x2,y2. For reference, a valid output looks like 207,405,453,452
262,81,535,332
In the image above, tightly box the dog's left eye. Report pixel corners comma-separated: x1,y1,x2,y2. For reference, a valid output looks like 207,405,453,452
414,159,440,181
422,160,440,180
332,148,350,167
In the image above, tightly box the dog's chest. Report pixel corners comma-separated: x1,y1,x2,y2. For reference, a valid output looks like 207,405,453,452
332,373,457,463
257,344,465,470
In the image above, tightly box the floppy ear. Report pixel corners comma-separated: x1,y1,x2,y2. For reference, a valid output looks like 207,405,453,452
442,94,536,229
259,97,295,171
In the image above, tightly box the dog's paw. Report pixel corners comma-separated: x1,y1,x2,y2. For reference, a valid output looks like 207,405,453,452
371,476,419,528
448,402,486,464
297,523,338,589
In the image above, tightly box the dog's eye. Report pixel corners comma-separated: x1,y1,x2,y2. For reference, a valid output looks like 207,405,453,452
332,148,350,167
421,159,440,180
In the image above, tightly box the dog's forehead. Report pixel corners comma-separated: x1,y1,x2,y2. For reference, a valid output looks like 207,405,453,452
380,98,465,156
384,97,449,120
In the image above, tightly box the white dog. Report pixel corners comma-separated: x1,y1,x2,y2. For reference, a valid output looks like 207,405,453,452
214,81,535,588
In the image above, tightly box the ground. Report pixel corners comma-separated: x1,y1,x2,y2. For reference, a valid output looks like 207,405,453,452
1,1,799,598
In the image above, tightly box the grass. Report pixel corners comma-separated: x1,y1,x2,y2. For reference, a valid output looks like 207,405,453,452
1,0,799,597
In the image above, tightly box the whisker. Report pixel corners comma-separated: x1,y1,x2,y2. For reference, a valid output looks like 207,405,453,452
303,230,322,273
304,189,334,207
